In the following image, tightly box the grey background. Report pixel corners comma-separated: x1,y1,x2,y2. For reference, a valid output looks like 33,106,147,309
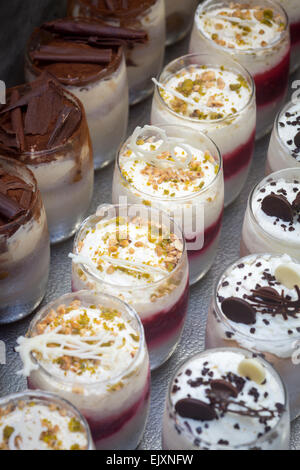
0,0,300,451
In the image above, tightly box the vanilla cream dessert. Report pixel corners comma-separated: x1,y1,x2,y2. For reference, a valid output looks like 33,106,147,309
113,125,224,284
163,349,289,450
241,169,300,260
190,0,290,139
16,291,150,450
278,0,300,72
151,55,256,206
72,206,189,369
206,253,300,419
0,393,91,450
267,101,300,174
165,0,198,45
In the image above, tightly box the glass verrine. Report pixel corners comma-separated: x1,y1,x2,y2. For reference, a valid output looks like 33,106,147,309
241,168,300,260
267,99,300,174
0,390,94,450
190,0,290,139
163,347,290,449
25,24,129,171
206,253,300,419
68,0,166,105
113,124,224,285
72,204,190,370
0,156,50,324
17,290,150,450
151,52,256,207
278,0,300,72
164,0,199,46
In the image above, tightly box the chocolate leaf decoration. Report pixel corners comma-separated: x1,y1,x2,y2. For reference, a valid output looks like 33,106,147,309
221,297,256,325
261,193,293,223
210,380,239,398
175,398,217,421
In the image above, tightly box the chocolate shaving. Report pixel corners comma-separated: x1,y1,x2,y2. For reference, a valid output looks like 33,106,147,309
261,193,294,223
0,192,25,220
221,297,256,325
31,44,112,65
246,286,300,321
47,105,81,148
10,90,25,151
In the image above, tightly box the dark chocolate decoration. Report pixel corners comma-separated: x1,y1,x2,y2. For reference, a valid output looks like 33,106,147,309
31,44,112,65
294,131,300,149
47,105,81,148
246,286,300,321
0,192,25,220
293,192,300,211
261,193,294,223
10,90,25,152
210,380,239,399
221,297,256,325
175,398,217,422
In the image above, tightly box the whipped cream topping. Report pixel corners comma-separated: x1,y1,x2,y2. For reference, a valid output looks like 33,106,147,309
170,350,284,448
278,103,300,162
252,177,300,243
17,300,141,383
196,3,285,51
216,254,300,342
158,65,251,121
0,399,88,450
119,126,219,198
75,215,183,287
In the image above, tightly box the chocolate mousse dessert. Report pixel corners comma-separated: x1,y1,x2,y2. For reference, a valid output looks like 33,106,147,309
0,73,93,243
0,156,50,324
68,0,166,105
25,17,146,169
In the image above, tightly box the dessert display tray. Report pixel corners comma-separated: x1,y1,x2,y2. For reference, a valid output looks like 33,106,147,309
1,35,300,451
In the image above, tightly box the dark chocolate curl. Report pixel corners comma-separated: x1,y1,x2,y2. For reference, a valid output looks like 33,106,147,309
0,192,25,220
47,105,81,148
31,44,112,64
10,90,25,151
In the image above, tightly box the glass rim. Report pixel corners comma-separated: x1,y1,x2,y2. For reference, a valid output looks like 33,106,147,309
27,290,146,388
212,252,300,344
0,155,39,233
273,99,300,164
155,52,256,125
194,0,290,55
3,82,86,158
248,167,300,248
166,346,289,450
116,123,223,203
73,203,187,290
0,389,94,450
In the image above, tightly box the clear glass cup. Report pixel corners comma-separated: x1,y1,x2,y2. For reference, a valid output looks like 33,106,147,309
0,390,94,450
113,124,224,285
25,290,150,450
163,347,290,449
241,168,300,261
3,83,94,244
206,254,300,420
278,0,300,72
25,29,129,171
267,100,300,174
72,204,190,370
0,156,50,324
190,0,290,139
68,0,166,105
151,52,256,207
165,0,199,46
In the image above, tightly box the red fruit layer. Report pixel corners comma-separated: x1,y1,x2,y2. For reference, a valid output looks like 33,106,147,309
254,51,290,106
187,209,223,260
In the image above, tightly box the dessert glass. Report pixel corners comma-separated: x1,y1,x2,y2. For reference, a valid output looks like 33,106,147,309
20,290,150,450
4,83,94,244
163,348,290,449
267,100,300,174
68,0,166,105
113,124,224,285
190,0,290,139
278,0,300,72
0,390,94,450
241,168,300,260
72,204,190,370
151,52,256,207
206,254,300,420
25,30,129,171
165,0,199,46
0,156,50,325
